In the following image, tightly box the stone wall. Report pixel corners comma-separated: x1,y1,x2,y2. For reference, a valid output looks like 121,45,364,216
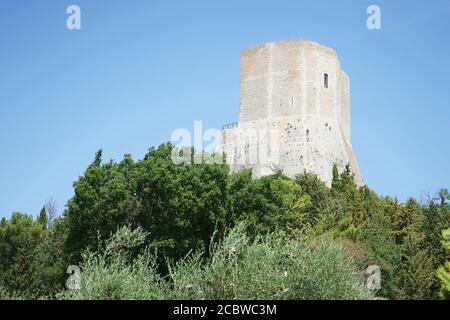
221,40,363,186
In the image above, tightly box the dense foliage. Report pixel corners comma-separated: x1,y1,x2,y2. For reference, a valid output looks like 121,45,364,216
58,224,371,300
0,143,449,300
437,228,450,299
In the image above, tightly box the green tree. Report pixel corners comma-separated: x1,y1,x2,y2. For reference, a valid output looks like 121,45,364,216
38,207,47,229
389,199,436,299
31,217,70,297
426,190,449,252
391,199,422,245
437,228,450,299
64,150,136,262
0,213,46,296
64,143,230,271
331,164,340,189
228,170,311,237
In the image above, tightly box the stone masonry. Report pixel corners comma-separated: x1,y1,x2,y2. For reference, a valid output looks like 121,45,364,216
219,40,363,186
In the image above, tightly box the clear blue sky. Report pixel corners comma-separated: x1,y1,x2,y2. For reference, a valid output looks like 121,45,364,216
1,0,449,219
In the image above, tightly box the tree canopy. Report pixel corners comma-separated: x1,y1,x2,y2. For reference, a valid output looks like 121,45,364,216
0,143,448,300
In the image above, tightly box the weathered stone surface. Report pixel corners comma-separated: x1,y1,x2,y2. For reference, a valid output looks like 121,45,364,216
219,40,363,186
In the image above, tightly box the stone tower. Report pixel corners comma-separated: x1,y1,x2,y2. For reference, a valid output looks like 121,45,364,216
219,40,363,186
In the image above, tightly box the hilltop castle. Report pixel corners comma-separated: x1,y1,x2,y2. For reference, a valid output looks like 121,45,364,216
219,40,363,186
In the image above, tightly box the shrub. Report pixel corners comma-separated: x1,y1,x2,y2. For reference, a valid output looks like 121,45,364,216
59,224,372,300
57,227,168,300
171,223,372,300
0,285,25,300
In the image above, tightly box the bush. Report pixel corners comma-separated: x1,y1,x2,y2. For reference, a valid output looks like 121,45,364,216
171,223,372,300
437,228,450,299
57,227,167,300
0,286,25,300
59,224,372,300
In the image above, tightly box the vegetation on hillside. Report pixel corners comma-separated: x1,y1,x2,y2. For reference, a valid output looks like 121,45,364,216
0,143,448,300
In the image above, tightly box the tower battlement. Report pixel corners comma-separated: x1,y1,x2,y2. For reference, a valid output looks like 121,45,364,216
220,40,363,186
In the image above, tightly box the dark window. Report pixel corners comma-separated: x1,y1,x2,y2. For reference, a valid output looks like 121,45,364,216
324,73,328,88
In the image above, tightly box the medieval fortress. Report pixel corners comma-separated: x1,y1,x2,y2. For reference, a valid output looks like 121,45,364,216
219,40,363,186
